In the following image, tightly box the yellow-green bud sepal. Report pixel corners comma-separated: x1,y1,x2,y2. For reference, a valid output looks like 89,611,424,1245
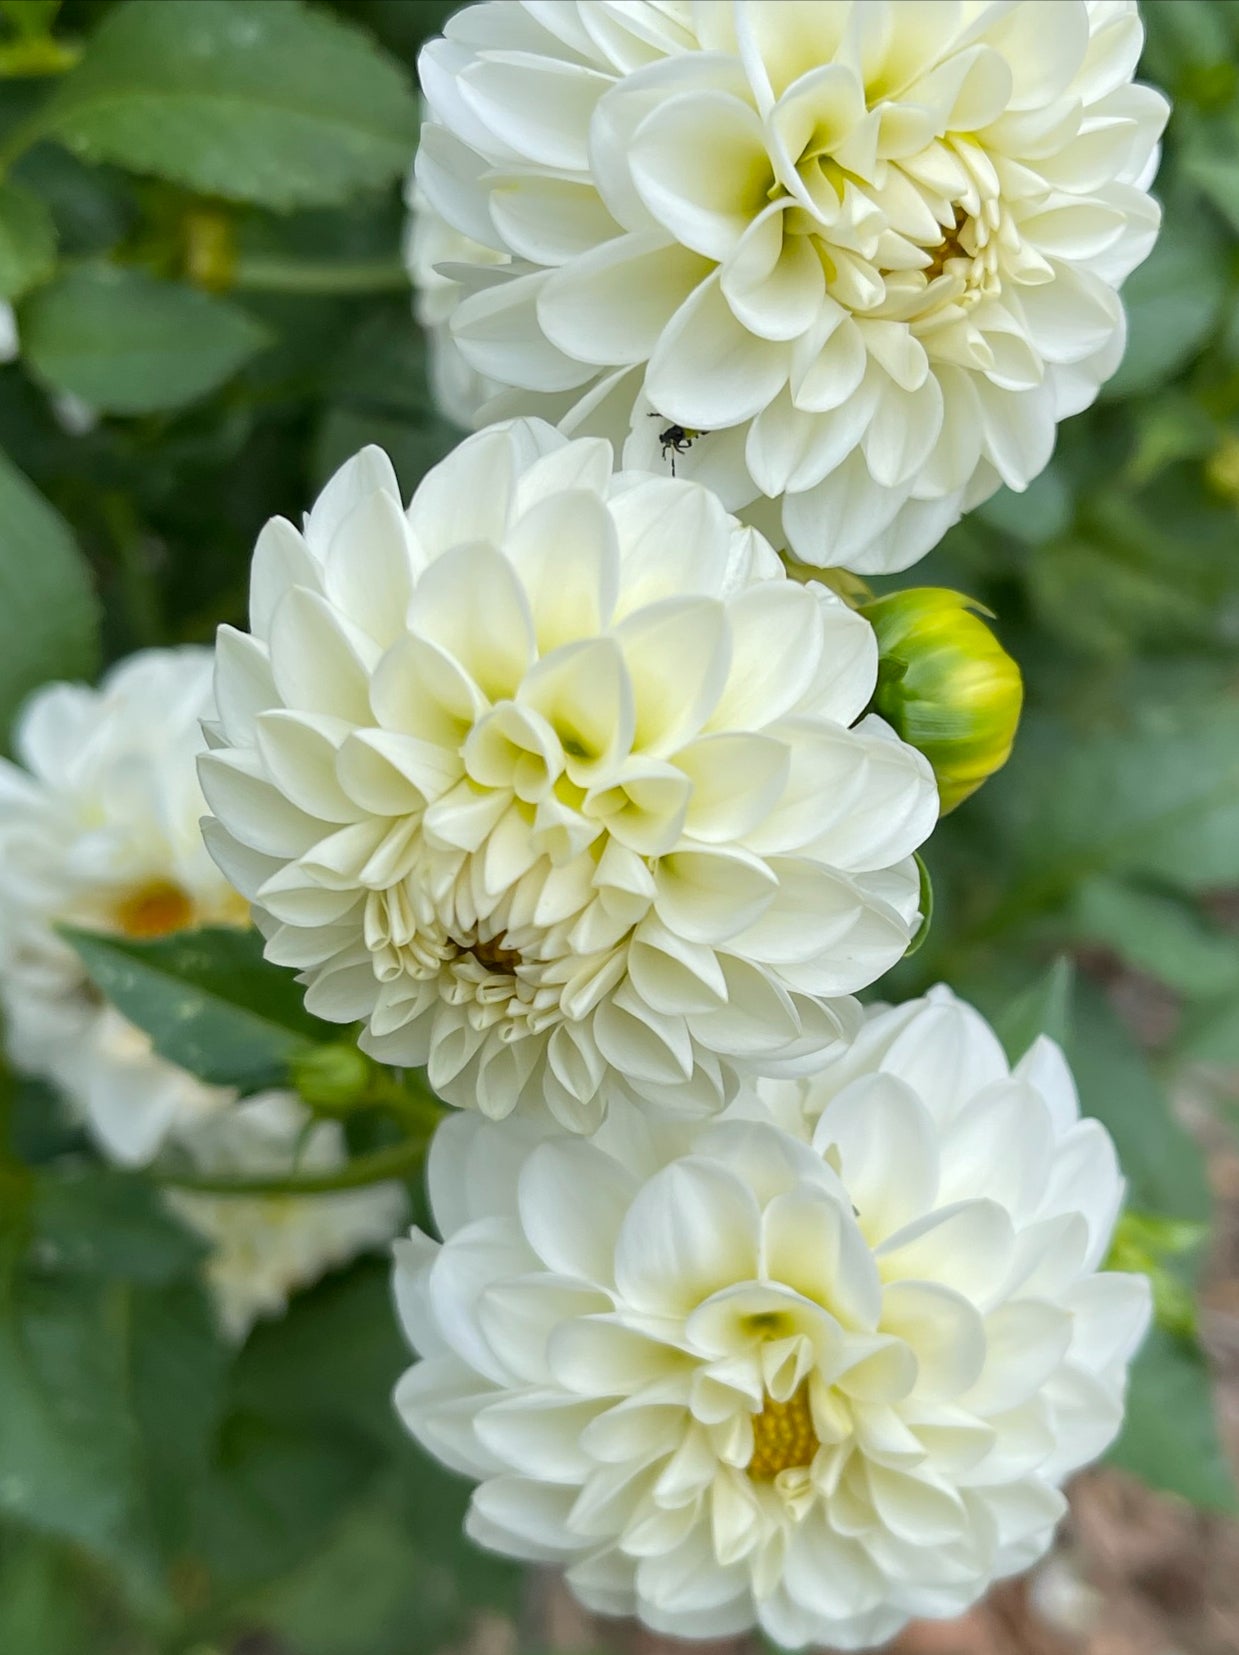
862,588,1023,814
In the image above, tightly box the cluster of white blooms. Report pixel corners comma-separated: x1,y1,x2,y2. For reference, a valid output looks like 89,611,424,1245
412,0,1167,572
0,649,405,1335
199,422,937,1130
394,988,1149,1649
3,2,1164,1639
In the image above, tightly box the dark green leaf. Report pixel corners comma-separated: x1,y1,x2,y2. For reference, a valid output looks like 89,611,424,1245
19,264,269,415
0,1528,90,1655
31,1165,206,1285
0,1264,160,1604
991,700,1239,906
41,0,419,210
193,1412,377,1592
0,446,100,751
0,180,55,301
1109,1329,1239,1511
60,925,327,1091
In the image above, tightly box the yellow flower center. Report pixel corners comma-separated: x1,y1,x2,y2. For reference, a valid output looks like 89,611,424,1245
112,879,197,939
747,1383,820,1481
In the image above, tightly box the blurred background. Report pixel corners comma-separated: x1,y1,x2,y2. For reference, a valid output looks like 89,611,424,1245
1,2,1239,1652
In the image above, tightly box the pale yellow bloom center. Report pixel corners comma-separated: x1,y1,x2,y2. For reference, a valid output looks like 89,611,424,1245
747,1383,820,1481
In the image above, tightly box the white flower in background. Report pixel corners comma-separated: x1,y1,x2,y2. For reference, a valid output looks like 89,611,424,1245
394,986,1149,1649
200,421,936,1130
415,0,1168,573
0,649,249,1163
166,1092,407,1342
405,180,505,428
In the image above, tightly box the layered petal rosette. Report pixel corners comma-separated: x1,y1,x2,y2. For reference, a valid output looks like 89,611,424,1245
167,1093,408,1342
200,421,936,1129
414,0,1168,572
0,649,250,1162
394,986,1150,1649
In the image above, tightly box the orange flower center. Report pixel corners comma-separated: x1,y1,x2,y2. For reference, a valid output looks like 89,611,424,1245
112,879,197,939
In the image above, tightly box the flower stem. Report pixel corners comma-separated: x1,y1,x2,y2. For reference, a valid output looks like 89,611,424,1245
230,256,410,297
154,1134,429,1198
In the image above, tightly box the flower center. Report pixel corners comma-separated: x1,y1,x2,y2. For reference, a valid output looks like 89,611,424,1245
922,209,971,282
112,879,197,939
747,1383,819,1481
462,936,522,974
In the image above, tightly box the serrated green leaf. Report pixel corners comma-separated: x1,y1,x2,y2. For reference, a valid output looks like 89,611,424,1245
0,180,55,301
19,264,269,415
1108,1329,1239,1512
60,925,327,1091
0,446,99,752
40,0,418,210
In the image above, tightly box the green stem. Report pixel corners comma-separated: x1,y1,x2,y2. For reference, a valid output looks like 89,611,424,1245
154,1134,428,1198
101,490,165,649
231,256,410,297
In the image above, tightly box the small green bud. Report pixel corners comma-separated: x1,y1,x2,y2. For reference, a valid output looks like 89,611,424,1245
863,588,1023,814
292,1041,374,1113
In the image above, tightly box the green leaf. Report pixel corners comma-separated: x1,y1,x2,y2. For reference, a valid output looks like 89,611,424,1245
193,1413,377,1592
992,956,1074,1064
127,1277,228,1559
1109,1329,1239,1511
0,1264,156,1599
40,0,419,210
30,1165,206,1285
1067,980,1210,1221
1101,204,1227,398
0,180,55,302
0,447,100,752
976,465,1073,546
60,925,328,1091
0,1529,89,1655
1070,877,1239,1000
19,264,269,415
991,699,1239,907
1175,994,1239,1067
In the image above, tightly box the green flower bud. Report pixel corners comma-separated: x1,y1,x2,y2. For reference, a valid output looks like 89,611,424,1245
863,588,1023,814
291,1041,374,1113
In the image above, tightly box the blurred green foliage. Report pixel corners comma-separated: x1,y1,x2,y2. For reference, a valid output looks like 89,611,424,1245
2,1,1239,1651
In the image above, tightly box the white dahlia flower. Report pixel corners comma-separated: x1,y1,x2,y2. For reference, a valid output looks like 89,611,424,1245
199,421,937,1130
0,649,250,1163
166,1092,408,1342
394,986,1149,1649
414,0,1168,572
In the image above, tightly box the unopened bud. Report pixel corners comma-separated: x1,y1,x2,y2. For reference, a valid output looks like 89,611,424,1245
291,1041,373,1113
863,588,1023,814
